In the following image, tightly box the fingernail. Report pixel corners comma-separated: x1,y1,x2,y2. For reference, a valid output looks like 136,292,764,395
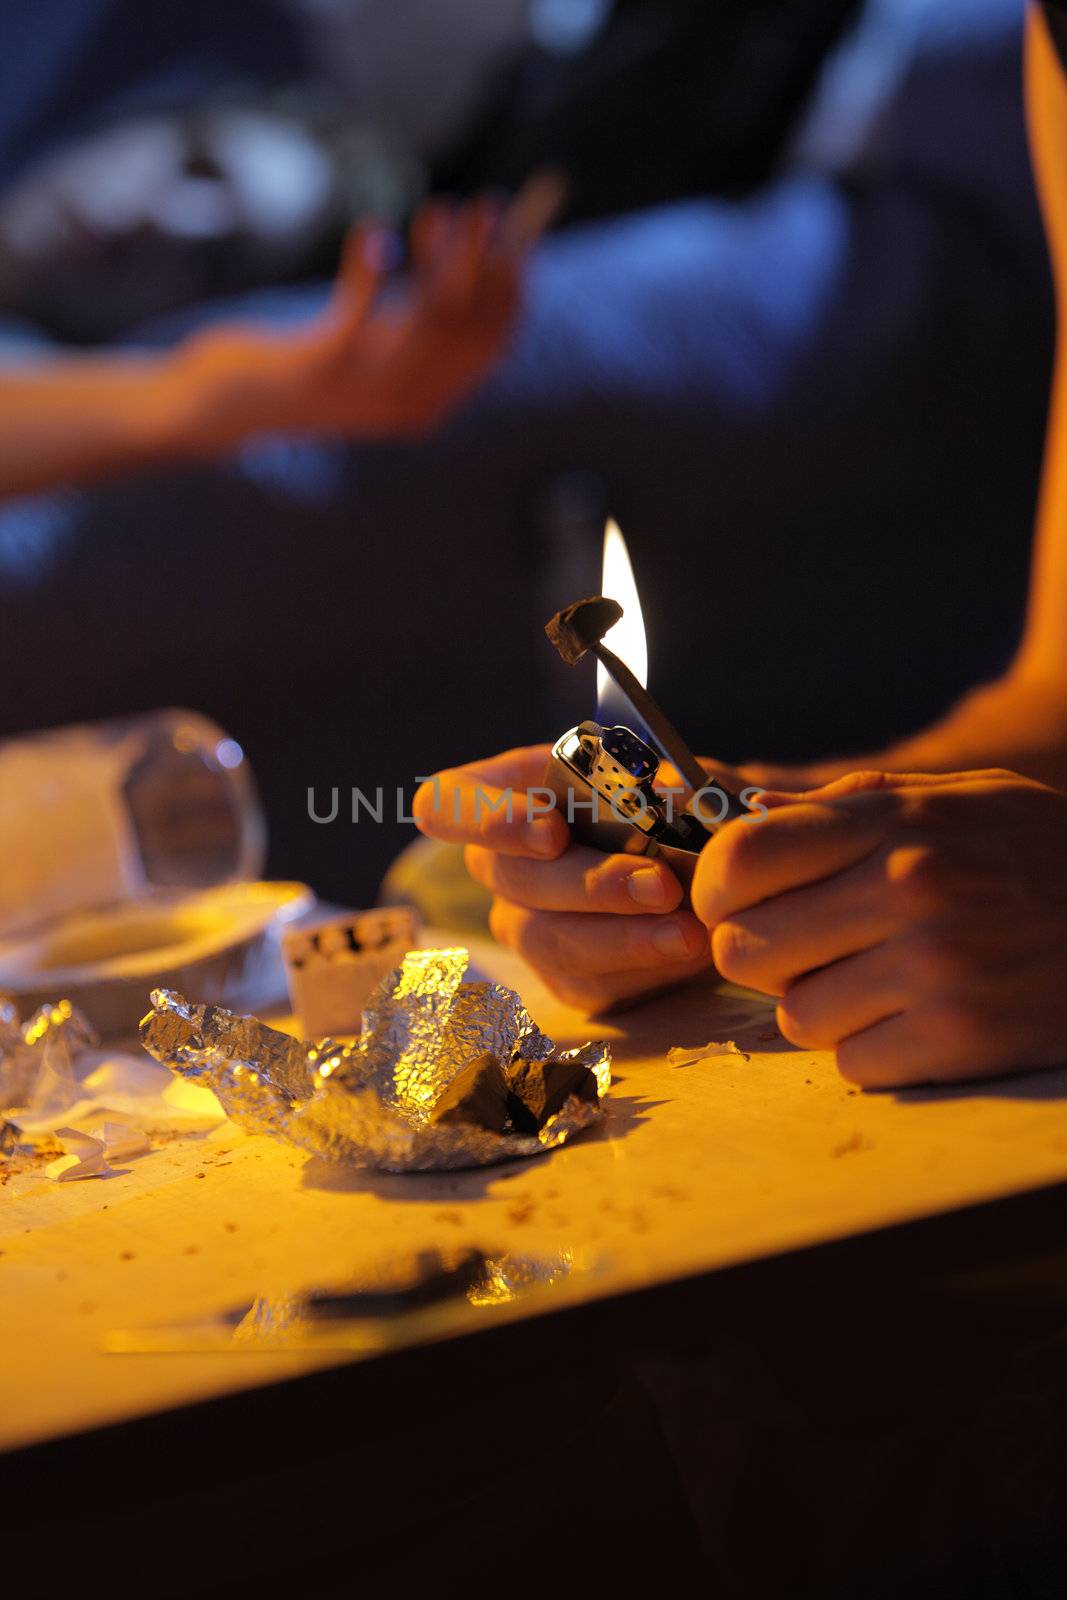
627,868,669,908
524,819,558,857
650,920,693,961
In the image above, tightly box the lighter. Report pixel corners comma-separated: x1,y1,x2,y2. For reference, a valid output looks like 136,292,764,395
543,595,752,877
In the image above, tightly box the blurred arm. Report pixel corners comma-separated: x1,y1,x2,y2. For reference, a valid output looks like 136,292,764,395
0,352,202,498
0,184,559,501
744,8,1067,794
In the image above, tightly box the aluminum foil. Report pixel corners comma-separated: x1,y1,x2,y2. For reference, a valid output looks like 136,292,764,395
140,948,611,1172
233,1251,578,1341
0,996,96,1113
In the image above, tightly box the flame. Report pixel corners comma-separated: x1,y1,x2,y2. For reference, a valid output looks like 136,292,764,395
597,519,647,709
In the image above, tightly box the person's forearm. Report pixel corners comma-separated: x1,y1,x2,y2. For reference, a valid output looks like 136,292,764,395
873,673,1067,789
0,198,536,500
0,350,217,499
768,672,1067,793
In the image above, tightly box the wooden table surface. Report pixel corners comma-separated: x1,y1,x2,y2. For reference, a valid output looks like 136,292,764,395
5,934,1067,1457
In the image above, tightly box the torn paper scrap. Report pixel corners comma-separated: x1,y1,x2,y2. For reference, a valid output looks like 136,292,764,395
98,1121,152,1162
46,1126,111,1182
45,1121,151,1181
667,1040,751,1067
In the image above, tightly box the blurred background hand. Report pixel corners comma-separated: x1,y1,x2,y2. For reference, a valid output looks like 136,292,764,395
173,176,562,447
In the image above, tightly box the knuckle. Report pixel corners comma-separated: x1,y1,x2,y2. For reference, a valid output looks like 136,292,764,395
507,910,572,973
552,976,614,1016
489,899,558,967
838,769,890,795
474,846,545,905
908,925,973,990
885,842,953,912
510,911,553,967
582,855,625,905
464,844,495,891
475,801,510,845
585,854,666,910
487,898,514,950
669,912,712,966
483,850,527,901
929,996,987,1052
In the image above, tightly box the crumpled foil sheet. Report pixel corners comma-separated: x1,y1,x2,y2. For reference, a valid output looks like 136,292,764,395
0,997,96,1114
140,947,611,1172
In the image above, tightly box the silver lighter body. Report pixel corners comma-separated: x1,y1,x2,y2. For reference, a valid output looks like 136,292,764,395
544,721,748,880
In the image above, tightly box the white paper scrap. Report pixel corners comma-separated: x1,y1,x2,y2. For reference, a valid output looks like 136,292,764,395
667,1040,751,1067
98,1121,152,1162
45,1120,152,1181
46,1126,111,1182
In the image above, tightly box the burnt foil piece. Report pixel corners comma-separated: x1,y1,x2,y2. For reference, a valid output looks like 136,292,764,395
508,1057,599,1133
429,1052,509,1132
545,595,623,665
545,593,712,795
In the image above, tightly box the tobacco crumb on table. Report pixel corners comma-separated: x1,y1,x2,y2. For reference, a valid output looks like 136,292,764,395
223,1222,238,1232
507,1201,537,1225
433,1209,463,1225
832,1131,871,1158
119,1250,135,1260
651,1184,689,1202
182,1245,199,1255
195,1172,206,1179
